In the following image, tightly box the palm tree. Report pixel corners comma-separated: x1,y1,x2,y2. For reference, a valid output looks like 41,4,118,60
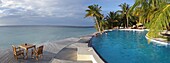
117,3,130,28
100,20,109,30
85,4,104,33
130,0,170,38
105,11,119,29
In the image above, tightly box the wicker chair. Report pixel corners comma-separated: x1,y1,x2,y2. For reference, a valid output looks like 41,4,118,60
12,45,25,60
31,45,44,60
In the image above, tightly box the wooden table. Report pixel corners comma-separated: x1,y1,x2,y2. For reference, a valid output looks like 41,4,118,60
19,43,36,59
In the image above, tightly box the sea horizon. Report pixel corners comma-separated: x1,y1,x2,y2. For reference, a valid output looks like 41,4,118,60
0,24,94,28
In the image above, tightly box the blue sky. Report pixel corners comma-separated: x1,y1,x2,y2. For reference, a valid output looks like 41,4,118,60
0,0,135,26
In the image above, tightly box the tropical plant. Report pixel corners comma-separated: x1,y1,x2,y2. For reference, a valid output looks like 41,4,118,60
96,15,105,31
117,3,131,28
105,11,120,29
100,20,109,30
85,4,104,33
130,0,170,38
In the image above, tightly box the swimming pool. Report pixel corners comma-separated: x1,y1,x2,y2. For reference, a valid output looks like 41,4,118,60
91,30,170,63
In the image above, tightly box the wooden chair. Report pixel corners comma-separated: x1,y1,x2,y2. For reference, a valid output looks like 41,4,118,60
31,45,44,60
12,45,25,60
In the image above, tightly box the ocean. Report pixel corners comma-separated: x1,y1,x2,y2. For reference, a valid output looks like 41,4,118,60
0,26,95,50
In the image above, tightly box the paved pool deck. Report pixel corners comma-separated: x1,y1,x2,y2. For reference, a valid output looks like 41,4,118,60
0,34,97,63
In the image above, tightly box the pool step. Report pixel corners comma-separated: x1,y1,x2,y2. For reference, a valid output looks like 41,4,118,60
77,47,104,63
50,58,92,63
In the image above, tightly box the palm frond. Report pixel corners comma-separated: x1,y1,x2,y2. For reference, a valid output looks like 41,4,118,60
148,4,170,38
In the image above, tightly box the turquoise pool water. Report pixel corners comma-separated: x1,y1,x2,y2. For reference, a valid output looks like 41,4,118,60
92,30,170,63
0,26,95,50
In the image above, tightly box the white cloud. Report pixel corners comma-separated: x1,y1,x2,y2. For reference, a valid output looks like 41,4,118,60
0,0,95,25
0,0,85,18
0,0,134,26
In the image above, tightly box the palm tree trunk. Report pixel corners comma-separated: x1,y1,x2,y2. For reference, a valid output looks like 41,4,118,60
94,17,101,34
126,16,129,28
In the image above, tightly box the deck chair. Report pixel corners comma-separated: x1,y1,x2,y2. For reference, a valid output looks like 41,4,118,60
12,45,24,60
31,45,44,60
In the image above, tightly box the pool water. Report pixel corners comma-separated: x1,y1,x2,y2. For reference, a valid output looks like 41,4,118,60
92,30,170,63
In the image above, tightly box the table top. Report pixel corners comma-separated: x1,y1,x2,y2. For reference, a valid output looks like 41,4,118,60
19,43,35,49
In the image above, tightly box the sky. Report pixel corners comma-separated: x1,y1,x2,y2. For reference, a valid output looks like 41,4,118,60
0,0,135,26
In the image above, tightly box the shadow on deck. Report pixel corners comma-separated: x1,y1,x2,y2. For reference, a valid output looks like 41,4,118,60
0,50,57,63
0,38,81,63
0,36,93,63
